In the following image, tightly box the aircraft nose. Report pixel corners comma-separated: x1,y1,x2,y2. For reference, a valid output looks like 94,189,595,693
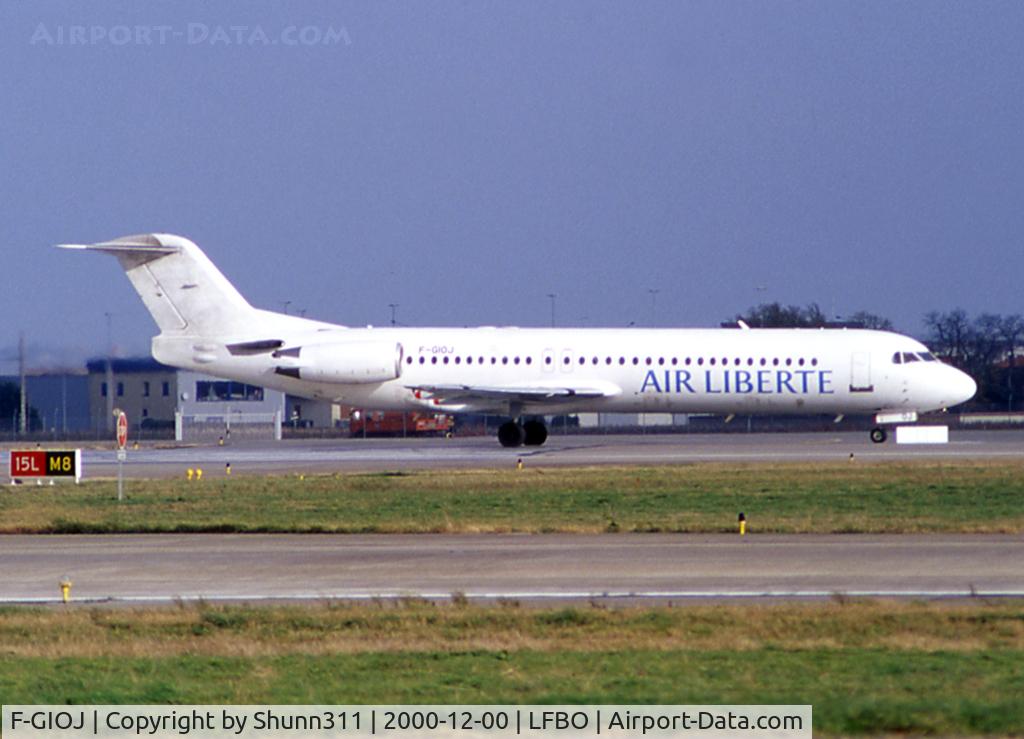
946,367,977,408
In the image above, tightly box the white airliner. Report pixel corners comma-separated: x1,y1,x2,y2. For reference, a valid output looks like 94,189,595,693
61,234,976,447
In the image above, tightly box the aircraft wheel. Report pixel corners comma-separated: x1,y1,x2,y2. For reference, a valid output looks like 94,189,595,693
522,420,548,446
497,421,525,448
869,427,888,444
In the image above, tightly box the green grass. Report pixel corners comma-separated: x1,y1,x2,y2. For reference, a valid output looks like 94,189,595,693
1,601,1023,735
2,461,1024,533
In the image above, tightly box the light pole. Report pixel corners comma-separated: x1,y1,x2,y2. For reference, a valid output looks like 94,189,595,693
18,332,26,436
104,312,114,434
388,303,399,327
546,294,557,328
281,301,292,315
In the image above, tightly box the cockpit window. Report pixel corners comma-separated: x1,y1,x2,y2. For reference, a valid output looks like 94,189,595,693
902,352,920,363
919,352,937,362
892,352,902,365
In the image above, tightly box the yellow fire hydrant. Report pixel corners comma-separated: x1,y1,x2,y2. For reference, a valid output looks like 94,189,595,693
738,512,747,536
195,468,203,481
59,576,72,603
186,468,194,481
516,458,524,471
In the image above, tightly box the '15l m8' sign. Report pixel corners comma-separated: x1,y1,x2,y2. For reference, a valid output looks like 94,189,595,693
9,450,82,483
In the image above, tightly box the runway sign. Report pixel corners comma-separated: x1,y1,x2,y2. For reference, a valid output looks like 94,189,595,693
9,450,82,483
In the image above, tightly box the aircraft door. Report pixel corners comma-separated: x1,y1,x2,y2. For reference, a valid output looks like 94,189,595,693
850,352,874,392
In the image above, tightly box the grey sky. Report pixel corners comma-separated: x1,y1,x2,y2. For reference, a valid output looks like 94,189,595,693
2,1,1022,373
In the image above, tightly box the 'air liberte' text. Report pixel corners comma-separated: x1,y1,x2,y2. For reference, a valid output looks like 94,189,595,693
640,369,834,395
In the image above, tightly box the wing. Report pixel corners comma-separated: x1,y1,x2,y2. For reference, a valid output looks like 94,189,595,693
405,380,621,413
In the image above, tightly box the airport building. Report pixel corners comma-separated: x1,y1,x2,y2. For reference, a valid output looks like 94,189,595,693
85,358,286,440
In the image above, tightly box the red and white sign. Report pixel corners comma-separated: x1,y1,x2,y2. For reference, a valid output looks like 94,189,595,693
116,411,128,450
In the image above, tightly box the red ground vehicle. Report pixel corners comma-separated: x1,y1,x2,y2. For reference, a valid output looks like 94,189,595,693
349,411,454,437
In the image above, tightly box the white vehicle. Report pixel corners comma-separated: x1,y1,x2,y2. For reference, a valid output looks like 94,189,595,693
62,234,976,447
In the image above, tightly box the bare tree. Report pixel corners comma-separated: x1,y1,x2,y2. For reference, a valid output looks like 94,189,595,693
924,309,974,367
924,310,1024,410
997,314,1024,411
735,302,830,328
847,311,894,331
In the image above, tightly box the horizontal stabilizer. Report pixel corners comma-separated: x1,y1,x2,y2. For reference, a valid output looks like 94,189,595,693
57,236,180,270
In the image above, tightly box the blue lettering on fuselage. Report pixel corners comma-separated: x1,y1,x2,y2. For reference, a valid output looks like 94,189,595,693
640,369,835,396
641,370,697,394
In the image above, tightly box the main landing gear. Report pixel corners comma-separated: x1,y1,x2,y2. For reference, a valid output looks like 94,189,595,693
497,419,548,448
869,427,888,444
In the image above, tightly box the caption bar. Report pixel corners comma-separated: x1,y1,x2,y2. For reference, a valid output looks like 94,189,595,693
3,705,810,739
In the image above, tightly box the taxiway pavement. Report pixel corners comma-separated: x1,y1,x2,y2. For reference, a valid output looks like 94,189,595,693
2,533,1021,604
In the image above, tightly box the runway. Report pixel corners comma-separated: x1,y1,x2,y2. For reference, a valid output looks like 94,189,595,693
2,534,1022,604
21,429,1024,479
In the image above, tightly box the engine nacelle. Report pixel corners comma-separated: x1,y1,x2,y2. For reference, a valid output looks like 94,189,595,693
275,342,403,384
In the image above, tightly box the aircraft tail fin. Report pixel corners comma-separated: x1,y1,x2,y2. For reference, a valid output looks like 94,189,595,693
58,233,256,337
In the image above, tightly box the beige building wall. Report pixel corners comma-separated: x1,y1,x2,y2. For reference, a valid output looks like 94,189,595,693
87,359,178,433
